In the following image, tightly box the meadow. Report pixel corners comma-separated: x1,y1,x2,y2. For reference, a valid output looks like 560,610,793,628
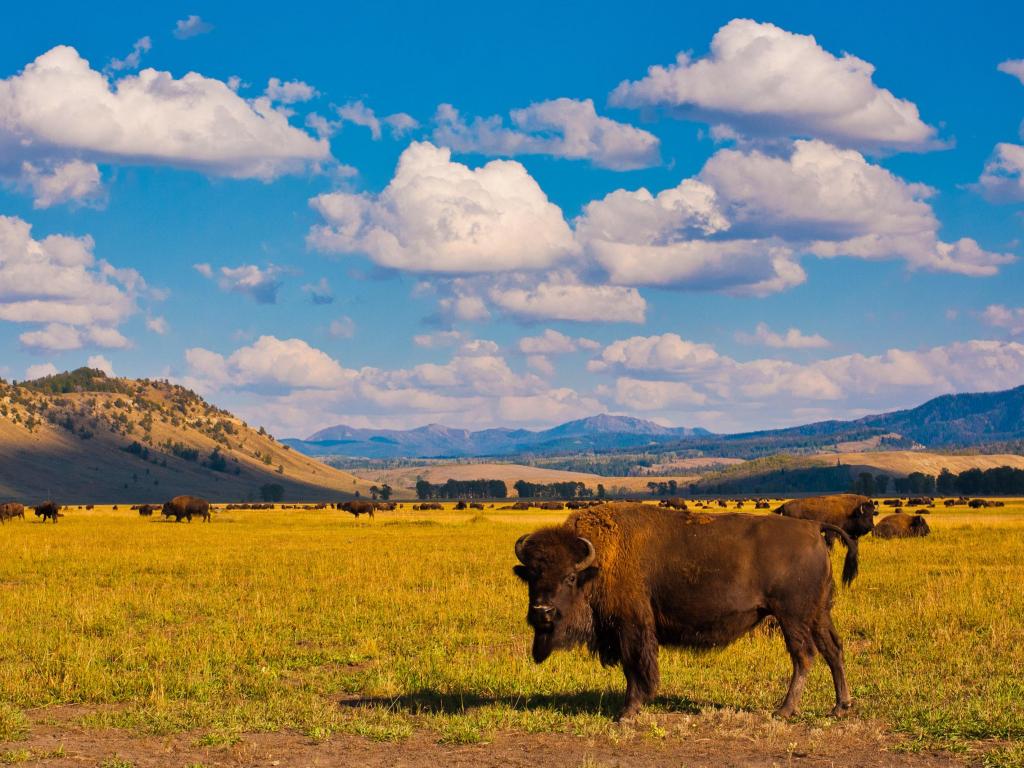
0,502,1022,766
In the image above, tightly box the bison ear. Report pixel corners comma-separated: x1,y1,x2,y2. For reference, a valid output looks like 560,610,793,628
577,565,599,588
513,565,530,582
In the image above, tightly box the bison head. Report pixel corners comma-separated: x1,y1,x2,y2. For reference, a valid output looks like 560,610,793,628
513,529,598,663
910,515,931,536
849,500,876,537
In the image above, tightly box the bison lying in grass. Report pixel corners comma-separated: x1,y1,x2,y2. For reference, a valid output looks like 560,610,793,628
161,495,211,523
774,494,875,543
514,503,857,721
873,513,931,539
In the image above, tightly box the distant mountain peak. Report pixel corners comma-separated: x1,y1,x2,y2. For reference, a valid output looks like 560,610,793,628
290,413,708,459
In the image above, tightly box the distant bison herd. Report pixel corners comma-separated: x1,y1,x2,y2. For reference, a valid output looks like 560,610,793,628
0,492,1008,532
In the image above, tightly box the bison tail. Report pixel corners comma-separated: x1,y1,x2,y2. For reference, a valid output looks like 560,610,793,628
820,523,858,586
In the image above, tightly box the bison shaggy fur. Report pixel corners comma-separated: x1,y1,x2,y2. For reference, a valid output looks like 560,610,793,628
514,503,856,720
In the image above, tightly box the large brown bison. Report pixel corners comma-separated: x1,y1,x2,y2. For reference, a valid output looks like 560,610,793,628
774,494,875,542
873,513,931,539
339,500,375,518
161,495,211,523
34,501,60,523
514,503,857,721
0,502,25,523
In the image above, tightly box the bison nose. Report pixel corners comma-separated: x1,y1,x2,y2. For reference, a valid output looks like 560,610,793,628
529,604,556,624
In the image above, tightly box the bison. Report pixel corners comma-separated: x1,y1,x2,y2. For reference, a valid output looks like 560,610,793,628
161,495,211,523
659,497,688,511
34,501,61,523
873,512,931,539
0,502,25,523
138,504,155,517
340,500,375,518
514,503,856,721
774,494,875,543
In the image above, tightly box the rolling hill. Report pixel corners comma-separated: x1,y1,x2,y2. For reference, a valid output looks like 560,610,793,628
0,368,373,503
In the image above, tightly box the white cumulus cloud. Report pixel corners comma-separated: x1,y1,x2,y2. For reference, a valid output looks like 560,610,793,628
20,159,102,209
308,142,576,273
983,305,1024,335
735,322,830,349
433,98,660,170
173,15,213,39
0,45,329,189
195,263,285,304
0,215,143,350
610,18,939,152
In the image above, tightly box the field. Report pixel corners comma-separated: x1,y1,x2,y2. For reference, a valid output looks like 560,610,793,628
1,502,1022,767
350,461,700,496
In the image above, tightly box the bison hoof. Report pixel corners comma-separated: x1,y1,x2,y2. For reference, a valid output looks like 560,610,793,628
831,702,853,718
772,705,797,719
615,703,643,722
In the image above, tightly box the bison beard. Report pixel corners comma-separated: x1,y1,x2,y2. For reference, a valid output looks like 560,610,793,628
514,504,857,721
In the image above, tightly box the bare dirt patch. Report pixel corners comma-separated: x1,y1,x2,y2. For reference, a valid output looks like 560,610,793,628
3,708,971,768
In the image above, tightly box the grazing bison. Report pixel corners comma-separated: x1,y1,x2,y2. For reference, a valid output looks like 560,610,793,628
873,512,931,539
774,494,875,543
0,502,25,523
514,503,857,720
34,501,60,523
340,500,375,518
659,497,688,511
138,504,155,517
161,495,211,523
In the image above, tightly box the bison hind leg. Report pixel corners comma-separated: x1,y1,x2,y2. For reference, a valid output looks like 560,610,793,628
773,616,816,719
813,611,852,717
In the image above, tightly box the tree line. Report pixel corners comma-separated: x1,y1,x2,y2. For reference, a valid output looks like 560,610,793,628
416,479,508,500
847,465,1024,496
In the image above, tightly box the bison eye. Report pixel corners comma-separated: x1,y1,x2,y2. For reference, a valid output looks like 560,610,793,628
564,573,577,586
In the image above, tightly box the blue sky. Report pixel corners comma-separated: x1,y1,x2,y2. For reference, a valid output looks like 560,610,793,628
1,1,1023,437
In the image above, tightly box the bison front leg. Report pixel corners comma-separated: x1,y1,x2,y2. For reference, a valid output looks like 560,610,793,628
618,622,660,721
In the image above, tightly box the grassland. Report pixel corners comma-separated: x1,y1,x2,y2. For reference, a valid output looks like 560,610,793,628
0,502,1022,766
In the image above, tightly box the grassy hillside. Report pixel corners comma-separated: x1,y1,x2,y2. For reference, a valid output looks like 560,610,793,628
695,450,1024,494
808,450,1024,476
0,368,373,503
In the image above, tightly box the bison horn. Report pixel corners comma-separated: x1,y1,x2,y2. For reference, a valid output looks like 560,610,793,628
515,534,531,563
574,537,596,571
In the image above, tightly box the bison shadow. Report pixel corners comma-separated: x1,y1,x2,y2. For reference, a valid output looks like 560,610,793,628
337,689,711,717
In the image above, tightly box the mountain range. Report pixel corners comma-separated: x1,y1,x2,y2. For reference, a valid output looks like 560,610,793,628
285,385,1024,460
284,414,711,459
